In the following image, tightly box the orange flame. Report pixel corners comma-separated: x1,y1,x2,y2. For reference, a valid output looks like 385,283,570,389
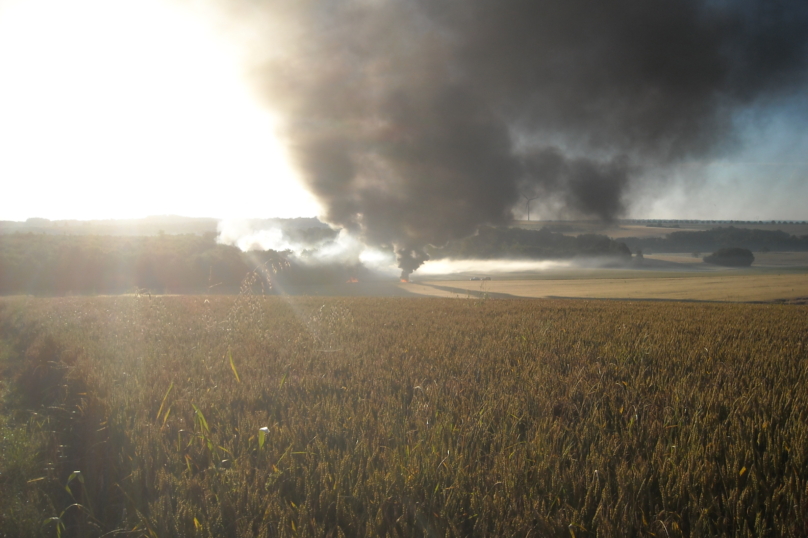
347,277,359,283
400,278,409,283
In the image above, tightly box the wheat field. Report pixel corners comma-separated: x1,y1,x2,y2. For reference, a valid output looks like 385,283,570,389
1,295,807,537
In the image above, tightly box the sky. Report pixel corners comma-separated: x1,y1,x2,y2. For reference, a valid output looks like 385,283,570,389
0,0,320,221
0,0,807,224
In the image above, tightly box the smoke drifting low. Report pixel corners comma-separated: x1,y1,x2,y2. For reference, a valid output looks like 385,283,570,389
217,219,401,277
230,0,808,278
417,259,573,277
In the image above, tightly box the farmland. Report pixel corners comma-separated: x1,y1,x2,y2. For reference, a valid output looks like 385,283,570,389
1,294,807,537
512,220,808,240
280,259,808,302
398,248,808,303
401,273,808,302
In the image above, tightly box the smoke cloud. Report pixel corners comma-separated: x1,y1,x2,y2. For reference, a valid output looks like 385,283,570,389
217,218,401,276
229,0,808,277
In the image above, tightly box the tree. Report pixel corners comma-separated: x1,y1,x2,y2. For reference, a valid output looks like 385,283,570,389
703,248,754,267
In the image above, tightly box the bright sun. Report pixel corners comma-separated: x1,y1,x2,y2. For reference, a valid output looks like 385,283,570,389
0,0,319,221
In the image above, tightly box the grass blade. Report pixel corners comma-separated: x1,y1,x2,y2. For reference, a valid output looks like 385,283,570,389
161,407,171,428
155,382,174,422
229,350,241,383
191,404,210,434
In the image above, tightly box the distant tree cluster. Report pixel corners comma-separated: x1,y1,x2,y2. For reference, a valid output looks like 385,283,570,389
0,233,284,296
703,247,755,267
621,226,808,253
428,226,632,260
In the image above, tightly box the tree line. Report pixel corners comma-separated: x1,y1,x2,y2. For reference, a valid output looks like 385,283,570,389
0,232,377,296
0,233,268,296
427,226,632,260
0,227,635,296
621,226,808,254
4,225,795,295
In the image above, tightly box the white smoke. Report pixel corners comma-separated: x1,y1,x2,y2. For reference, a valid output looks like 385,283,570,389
217,219,295,252
217,219,610,279
297,229,398,275
216,218,400,275
417,258,572,276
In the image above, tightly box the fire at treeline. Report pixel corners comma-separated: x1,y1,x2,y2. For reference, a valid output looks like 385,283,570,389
1,220,806,295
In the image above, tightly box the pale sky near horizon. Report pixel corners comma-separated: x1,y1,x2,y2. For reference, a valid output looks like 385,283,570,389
1,0,806,223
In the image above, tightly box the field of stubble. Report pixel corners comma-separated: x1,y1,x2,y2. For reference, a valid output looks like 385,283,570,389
1,295,807,537
404,273,808,302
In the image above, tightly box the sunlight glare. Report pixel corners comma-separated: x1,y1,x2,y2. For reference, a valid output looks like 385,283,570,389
0,0,319,221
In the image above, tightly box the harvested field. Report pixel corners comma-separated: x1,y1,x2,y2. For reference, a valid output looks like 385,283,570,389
403,273,808,302
512,220,808,239
643,251,808,268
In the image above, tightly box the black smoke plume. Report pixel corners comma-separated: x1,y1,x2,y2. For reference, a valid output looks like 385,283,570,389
241,0,808,278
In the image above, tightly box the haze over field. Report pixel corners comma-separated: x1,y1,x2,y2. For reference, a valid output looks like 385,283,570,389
2,0,808,278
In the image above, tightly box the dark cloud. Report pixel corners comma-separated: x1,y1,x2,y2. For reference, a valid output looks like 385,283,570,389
242,0,808,277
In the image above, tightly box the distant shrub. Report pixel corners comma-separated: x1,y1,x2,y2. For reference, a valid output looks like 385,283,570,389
703,247,755,266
